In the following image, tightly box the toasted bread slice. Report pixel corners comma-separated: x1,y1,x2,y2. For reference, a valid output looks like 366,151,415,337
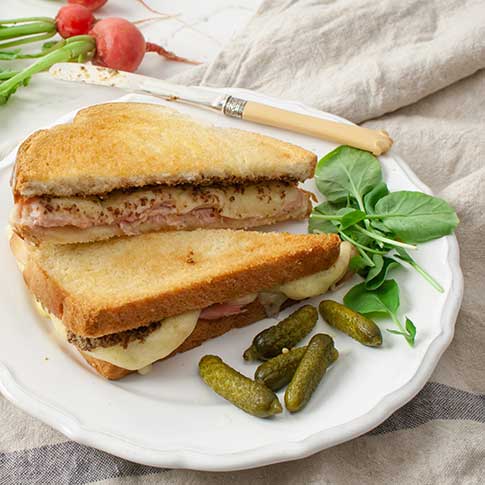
11,230,340,337
13,102,317,198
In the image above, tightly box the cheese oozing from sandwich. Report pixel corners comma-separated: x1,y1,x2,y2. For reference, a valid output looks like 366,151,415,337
277,241,353,299
84,311,201,371
36,300,201,371
13,182,312,243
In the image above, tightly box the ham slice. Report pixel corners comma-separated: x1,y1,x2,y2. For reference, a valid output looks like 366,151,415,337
12,183,312,240
199,294,258,320
199,303,246,320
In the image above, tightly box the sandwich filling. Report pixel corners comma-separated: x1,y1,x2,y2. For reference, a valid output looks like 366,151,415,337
13,182,312,242
42,305,201,372
47,242,353,371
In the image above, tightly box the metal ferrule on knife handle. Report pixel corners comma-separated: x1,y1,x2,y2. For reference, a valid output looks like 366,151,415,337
223,96,248,119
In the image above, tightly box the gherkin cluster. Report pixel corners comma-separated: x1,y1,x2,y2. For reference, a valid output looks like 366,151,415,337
199,301,381,417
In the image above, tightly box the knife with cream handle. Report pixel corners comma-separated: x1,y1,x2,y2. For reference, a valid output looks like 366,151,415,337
49,63,393,155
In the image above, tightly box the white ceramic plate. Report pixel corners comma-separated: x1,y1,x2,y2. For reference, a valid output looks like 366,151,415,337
0,91,463,471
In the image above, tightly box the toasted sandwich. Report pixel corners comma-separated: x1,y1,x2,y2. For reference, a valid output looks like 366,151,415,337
10,229,353,380
11,102,316,245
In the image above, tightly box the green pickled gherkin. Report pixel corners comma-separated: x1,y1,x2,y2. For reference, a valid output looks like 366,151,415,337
319,300,382,347
285,334,336,413
243,305,317,361
255,345,338,391
199,355,282,418
255,347,307,391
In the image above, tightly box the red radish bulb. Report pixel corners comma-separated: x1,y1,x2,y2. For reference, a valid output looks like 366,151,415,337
67,0,108,11
56,5,95,38
90,18,146,72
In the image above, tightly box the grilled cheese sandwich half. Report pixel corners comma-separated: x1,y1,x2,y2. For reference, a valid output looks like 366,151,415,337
11,102,316,244
10,229,352,379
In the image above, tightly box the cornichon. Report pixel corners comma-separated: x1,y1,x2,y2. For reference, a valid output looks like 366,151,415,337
319,300,382,347
285,333,336,413
243,305,318,361
255,345,338,391
199,355,282,418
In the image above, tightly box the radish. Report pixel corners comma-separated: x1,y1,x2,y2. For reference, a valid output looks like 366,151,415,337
91,18,199,70
0,1,178,54
0,5,95,56
0,18,199,104
67,0,108,11
90,18,146,72
56,5,95,39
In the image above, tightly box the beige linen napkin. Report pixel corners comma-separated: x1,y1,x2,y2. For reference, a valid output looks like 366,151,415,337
2,1,484,483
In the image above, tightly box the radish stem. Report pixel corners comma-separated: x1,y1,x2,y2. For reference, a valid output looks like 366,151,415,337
0,33,56,50
0,70,18,80
0,17,55,25
0,20,56,41
0,41,64,60
0,36,96,104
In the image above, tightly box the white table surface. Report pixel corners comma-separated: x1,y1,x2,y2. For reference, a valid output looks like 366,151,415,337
0,0,261,155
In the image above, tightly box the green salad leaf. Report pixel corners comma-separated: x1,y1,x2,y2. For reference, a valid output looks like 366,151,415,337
340,209,366,230
349,255,369,272
373,191,459,243
387,318,417,346
365,255,401,290
364,181,389,214
315,145,382,206
344,280,400,316
308,202,341,233
344,280,415,346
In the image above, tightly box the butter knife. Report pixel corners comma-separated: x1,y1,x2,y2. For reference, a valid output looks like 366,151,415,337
49,63,392,155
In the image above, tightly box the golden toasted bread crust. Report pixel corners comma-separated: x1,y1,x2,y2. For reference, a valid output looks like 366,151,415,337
13,103,317,197
81,299,293,380
14,230,341,337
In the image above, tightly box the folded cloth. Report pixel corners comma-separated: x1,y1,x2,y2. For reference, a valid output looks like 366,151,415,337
173,0,485,123
2,1,484,484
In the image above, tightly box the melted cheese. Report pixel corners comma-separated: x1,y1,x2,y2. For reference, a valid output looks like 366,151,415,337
85,310,200,370
277,242,353,300
137,364,153,375
33,299,53,320
33,299,200,371
5,224,13,241
258,291,289,316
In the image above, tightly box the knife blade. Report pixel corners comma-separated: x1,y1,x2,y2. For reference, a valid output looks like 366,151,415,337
49,63,228,111
49,63,393,155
